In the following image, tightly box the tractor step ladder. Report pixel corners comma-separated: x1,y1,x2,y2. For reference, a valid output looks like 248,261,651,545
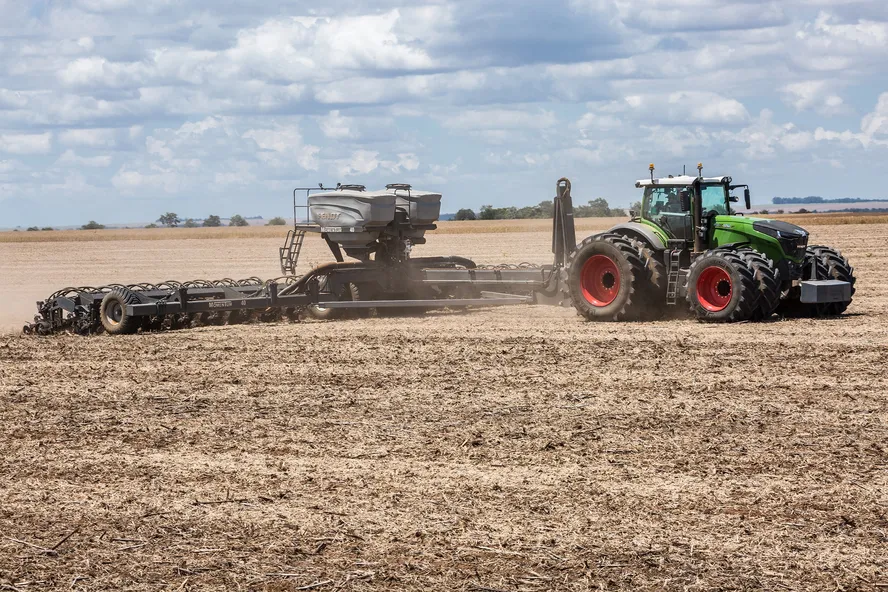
279,229,306,275
665,240,685,305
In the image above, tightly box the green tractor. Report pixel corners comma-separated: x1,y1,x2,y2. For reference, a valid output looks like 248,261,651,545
566,164,856,322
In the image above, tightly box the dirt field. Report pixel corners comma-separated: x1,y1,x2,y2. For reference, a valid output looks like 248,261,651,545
1,224,886,591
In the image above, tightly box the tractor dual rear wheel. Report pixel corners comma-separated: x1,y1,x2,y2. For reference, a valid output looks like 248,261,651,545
567,233,652,321
686,249,761,322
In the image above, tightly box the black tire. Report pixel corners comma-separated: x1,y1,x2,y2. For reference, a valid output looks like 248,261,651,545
100,288,141,335
307,277,359,320
625,236,666,320
735,248,780,320
813,245,855,315
686,249,760,322
352,282,378,318
778,245,855,317
567,233,650,321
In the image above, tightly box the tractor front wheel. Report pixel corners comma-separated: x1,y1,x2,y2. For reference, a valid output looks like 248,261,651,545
567,233,649,321
736,247,780,320
777,245,855,317
686,249,760,322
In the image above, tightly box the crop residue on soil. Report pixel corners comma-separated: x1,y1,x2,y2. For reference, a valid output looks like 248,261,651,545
0,223,886,591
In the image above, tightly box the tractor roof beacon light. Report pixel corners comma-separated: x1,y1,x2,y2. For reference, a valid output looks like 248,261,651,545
649,163,655,181
697,163,703,178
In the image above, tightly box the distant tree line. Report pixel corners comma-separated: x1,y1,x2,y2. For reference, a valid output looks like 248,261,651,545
150,213,286,228
65,213,288,231
773,196,886,204
454,198,628,221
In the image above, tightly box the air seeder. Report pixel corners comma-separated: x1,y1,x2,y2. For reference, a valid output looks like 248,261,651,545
23,167,855,336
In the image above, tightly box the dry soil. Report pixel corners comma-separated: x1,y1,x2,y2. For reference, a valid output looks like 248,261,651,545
0,224,886,591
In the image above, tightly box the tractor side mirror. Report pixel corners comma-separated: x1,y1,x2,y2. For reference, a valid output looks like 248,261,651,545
680,191,691,212
744,188,751,210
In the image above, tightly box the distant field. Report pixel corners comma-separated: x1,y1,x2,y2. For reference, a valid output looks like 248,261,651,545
3,212,888,243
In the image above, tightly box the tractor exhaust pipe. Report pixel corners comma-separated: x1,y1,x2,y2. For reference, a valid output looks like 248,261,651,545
693,163,704,253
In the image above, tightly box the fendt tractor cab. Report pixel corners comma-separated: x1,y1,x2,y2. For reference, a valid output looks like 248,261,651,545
566,164,855,322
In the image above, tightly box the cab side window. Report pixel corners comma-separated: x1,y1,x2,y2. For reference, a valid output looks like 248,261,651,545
644,187,683,219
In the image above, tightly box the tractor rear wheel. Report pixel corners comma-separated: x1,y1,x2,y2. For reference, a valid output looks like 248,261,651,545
686,249,760,322
625,236,666,320
100,288,141,335
567,233,650,321
736,248,780,320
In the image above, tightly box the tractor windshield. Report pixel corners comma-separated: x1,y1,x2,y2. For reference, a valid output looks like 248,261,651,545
700,184,730,215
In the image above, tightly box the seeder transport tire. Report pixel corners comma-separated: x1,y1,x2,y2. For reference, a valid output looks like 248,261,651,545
567,233,650,321
686,249,760,322
100,288,141,335
306,277,360,320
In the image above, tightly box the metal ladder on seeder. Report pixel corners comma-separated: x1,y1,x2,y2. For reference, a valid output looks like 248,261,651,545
279,229,307,275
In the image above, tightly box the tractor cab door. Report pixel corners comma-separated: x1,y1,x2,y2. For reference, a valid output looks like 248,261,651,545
644,186,692,242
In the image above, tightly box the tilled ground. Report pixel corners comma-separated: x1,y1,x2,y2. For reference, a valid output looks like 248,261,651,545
0,225,886,591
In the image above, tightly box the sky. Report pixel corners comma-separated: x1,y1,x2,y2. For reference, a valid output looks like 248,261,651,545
1,0,888,227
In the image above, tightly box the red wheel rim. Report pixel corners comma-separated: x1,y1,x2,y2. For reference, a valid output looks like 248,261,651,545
696,266,732,312
580,255,621,307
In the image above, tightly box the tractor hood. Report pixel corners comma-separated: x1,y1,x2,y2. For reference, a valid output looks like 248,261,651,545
715,216,809,259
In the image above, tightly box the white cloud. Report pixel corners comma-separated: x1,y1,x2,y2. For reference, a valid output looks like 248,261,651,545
214,161,256,186
602,92,749,125
145,137,173,160
809,93,888,149
42,172,92,194
59,128,117,147
860,92,888,137
333,149,422,177
0,89,29,109
0,132,53,154
58,56,148,88
243,124,320,171
576,112,623,133
75,0,137,11
723,110,816,158
337,150,380,177
395,153,419,171
0,159,25,173
319,110,352,140
56,149,113,167
782,80,849,115
617,0,788,31
111,167,182,192
442,108,558,130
